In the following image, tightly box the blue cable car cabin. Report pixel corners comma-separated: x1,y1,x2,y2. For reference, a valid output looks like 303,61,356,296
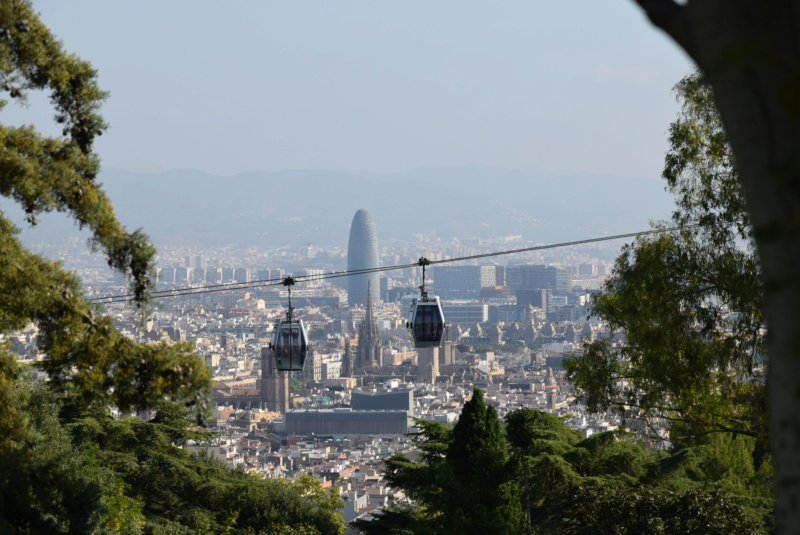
409,296,445,348
270,319,309,371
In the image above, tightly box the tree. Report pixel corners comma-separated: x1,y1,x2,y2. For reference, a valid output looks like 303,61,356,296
445,388,521,535
503,411,768,533
0,2,211,530
505,409,583,533
290,376,304,392
566,486,760,535
628,1,800,530
369,403,768,533
564,69,775,530
565,72,766,443
0,353,145,534
66,400,347,534
291,474,347,535
354,419,452,535
0,0,211,412
361,389,521,535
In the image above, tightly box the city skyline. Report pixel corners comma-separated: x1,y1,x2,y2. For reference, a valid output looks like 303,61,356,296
9,164,675,251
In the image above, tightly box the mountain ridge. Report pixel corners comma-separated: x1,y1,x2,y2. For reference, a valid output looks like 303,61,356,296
11,165,674,249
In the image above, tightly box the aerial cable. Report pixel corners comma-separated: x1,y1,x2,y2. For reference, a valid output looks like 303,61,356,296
94,279,290,304
89,223,701,304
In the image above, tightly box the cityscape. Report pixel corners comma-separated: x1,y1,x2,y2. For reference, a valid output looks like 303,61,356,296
1,1,786,533
13,206,648,526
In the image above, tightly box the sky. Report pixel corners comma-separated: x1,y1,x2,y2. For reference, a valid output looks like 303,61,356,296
7,1,693,180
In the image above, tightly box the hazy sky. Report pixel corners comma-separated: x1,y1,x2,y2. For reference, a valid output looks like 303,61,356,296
7,1,692,179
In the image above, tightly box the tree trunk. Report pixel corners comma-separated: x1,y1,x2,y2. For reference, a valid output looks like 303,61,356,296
633,1,800,532
525,465,532,535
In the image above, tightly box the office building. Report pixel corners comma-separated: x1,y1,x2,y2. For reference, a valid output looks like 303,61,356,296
441,302,489,325
347,209,380,307
433,265,497,299
506,265,569,292
517,288,550,313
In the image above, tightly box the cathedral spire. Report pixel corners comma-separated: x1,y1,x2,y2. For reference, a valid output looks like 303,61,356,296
355,282,383,370
365,281,375,324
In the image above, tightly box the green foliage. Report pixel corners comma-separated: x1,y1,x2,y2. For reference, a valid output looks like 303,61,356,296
250,524,322,535
455,343,471,354
446,389,522,535
506,409,581,458
565,71,766,442
469,343,524,355
381,419,452,519
494,342,526,354
0,5,342,532
350,503,429,535
289,376,304,392
369,402,771,534
559,70,773,532
60,400,346,535
376,389,522,535
291,474,346,535
565,486,760,535
0,0,212,415
0,354,145,534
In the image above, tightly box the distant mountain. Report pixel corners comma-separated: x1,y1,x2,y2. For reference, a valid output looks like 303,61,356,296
9,164,675,249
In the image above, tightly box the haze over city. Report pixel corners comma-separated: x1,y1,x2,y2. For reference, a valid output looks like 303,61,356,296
5,1,694,252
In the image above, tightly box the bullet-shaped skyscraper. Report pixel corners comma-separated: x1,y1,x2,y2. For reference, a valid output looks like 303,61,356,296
347,209,380,306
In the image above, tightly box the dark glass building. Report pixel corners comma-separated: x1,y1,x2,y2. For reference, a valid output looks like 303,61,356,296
506,264,570,292
347,209,380,306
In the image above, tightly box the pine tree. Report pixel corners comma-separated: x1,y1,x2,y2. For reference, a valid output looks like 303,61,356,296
443,388,522,535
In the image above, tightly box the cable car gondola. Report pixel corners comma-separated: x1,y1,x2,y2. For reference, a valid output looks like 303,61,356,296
407,257,446,348
268,277,309,371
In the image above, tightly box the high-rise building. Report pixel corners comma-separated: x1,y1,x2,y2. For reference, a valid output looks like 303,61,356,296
433,265,497,300
441,324,456,366
261,347,289,413
174,267,190,284
517,288,550,314
440,302,489,325
506,265,570,292
205,267,222,284
302,348,322,383
578,263,597,277
234,267,251,283
347,209,380,306
159,267,175,285
494,265,506,287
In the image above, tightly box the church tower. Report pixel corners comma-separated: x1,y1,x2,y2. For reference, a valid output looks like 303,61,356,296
342,337,355,377
355,284,383,371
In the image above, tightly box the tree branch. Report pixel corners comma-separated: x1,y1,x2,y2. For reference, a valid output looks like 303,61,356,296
632,0,697,59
